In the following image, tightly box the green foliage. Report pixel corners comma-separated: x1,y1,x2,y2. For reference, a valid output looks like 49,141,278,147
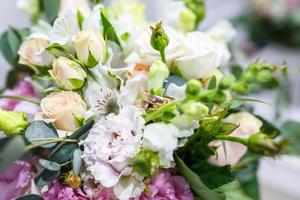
175,154,226,200
41,0,60,23
0,27,29,67
39,159,61,171
50,143,77,164
16,194,44,200
25,121,59,148
281,121,300,154
0,136,26,172
35,167,60,187
100,11,122,48
217,181,254,200
69,119,95,139
190,161,235,189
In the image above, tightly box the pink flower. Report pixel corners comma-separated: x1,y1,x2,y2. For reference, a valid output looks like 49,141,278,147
43,181,112,200
0,78,39,118
135,170,194,200
0,159,32,200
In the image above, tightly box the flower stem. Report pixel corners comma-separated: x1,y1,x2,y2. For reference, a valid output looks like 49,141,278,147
0,94,40,105
160,49,167,64
26,138,77,151
144,100,179,123
215,135,248,146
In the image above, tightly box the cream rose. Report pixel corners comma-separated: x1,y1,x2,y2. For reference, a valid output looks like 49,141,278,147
73,29,106,67
49,57,87,90
18,38,53,66
58,0,91,17
209,112,263,166
40,91,87,131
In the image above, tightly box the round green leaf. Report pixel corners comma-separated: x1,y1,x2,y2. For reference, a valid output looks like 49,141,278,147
34,168,60,187
39,159,61,171
25,121,58,148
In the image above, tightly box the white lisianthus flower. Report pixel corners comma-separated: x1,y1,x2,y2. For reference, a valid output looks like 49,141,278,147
18,38,53,66
209,112,263,166
40,91,87,131
59,0,91,18
49,57,87,90
81,106,145,188
143,123,193,167
73,29,106,67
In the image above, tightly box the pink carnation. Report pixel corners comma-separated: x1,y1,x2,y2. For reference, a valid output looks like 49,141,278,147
43,181,112,200
135,170,194,200
0,159,33,200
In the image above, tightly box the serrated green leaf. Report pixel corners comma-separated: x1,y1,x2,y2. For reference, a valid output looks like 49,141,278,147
25,121,59,148
0,136,26,172
101,11,122,48
175,154,225,200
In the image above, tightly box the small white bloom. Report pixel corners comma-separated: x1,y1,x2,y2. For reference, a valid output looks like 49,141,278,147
143,123,193,167
81,106,144,187
209,112,263,166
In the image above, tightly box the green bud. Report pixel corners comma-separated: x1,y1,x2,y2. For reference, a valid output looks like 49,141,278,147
242,71,256,83
150,21,169,52
148,60,169,96
257,69,272,82
181,101,209,119
186,79,202,96
248,133,283,156
220,75,236,89
132,150,159,177
0,110,29,136
231,82,247,94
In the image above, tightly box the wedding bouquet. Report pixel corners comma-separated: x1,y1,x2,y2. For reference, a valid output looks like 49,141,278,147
0,0,298,200
237,0,300,47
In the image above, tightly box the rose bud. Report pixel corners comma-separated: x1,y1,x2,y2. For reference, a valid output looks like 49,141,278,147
49,57,87,90
0,109,29,136
148,60,169,96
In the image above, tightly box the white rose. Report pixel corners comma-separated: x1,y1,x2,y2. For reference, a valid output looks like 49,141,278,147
209,112,263,166
40,91,87,131
143,122,193,167
73,30,106,67
176,31,230,80
49,57,87,90
18,38,53,66
59,0,91,17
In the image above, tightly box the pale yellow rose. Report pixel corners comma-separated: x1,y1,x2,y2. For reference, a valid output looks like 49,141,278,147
18,38,53,66
40,91,87,131
49,57,87,90
73,29,106,67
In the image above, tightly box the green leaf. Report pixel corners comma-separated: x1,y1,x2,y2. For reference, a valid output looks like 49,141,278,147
73,149,83,176
16,194,44,200
132,150,159,177
100,11,122,48
70,119,95,139
220,122,239,135
233,152,260,200
46,43,75,59
34,168,60,187
121,32,130,42
25,121,59,148
0,136,26,172
42,0,60,23
39,159,61,171
256,115,280,138
87,50,99,68
191,161,235,189
281,121,300,154
51,143,77,164
208,76,217,89
175,154,225,200
217,181,254,200
69,78,84,89
77,10,84,30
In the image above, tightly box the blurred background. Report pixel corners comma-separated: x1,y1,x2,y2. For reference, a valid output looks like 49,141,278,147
0,0,300,200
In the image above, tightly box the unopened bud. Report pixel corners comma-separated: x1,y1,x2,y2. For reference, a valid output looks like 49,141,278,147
248,133,283,156
0,109,29,136
186,79,202,96
220,75,236,89
150,21,169,52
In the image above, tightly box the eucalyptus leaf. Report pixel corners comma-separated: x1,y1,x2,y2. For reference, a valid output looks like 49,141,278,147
51,143,77,164
0,136,26,172
175,154,225,200
39,159,61,171
25,121,59,148
101,11,122,48
73,149,83,175
70,119,95,139
16,194,44,200
34,168,60,187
